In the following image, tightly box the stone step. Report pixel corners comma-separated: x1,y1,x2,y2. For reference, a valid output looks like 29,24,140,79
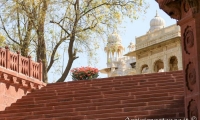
1,94,183,115
44,74,183,90
18,82,183,102
0,71,185,119
47,71,183,87
0,104,184,119
3,94,183,114
26,79,183,98
10,95,177,110
45,71,182,86
14,87,183,107
8,86,183,108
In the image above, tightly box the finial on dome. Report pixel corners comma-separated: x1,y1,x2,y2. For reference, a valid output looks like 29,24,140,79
155,10,159,17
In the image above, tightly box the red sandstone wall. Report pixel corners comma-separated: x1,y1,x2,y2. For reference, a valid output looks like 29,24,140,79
0,47,45,111
0,82,28,111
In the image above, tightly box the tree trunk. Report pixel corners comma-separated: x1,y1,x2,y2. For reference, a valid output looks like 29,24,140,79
56,57,74,82
56,0,80,82
36,28,48,83
21,20,32,57
36,0,48,83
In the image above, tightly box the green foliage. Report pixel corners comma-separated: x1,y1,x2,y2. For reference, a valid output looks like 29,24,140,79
71,67,99,81
0,34,5,47
0,0,148,82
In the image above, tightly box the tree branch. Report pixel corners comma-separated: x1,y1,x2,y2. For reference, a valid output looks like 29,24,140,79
0,15,20,45
47,35,69,72
49,20,70,36
16,7,23,43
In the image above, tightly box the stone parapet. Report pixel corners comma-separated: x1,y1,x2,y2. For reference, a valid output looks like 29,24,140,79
136,25,181,50
0,47,46,111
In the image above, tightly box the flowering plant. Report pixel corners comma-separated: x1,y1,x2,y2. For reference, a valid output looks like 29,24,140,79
70,67,99,80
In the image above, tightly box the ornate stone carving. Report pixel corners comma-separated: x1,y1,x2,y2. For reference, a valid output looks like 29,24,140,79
188,99,199,119
156,0,182,20
21,80,28,87
0,73,45,90
183,0,190,12
157,0,199,17
2,73,9,82
168,3,182,20
186,0,199,13
156,0,177,7
12,77,19,84
185,62,196,91
184,26,194,54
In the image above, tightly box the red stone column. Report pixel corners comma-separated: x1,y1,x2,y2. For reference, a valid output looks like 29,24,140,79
5,46,10,69
156,0,200,119
39,60,43,81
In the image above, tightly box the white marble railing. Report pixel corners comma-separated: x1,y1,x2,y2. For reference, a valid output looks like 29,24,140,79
107,56,136,68
135,25,181,50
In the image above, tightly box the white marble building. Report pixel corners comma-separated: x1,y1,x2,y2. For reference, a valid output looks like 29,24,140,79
100,12,182,77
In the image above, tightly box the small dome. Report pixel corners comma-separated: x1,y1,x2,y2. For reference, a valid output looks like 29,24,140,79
105,32,124,57
129,42,134,46
149,11,165,32
128,42,135,51
107,32,122,44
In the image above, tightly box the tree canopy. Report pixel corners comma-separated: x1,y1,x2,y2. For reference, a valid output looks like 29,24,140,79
0,0,148,83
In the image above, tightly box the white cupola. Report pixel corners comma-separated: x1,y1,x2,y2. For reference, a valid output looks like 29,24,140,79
149,11,165,33
107,31,122,45
104,31,124,66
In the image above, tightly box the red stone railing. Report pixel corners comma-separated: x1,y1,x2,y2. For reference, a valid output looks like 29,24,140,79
0,47,42,81
0,47,46,111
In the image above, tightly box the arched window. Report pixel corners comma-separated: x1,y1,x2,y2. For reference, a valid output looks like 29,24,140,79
141,64,149,74
169,56,178,71
154,59,164,72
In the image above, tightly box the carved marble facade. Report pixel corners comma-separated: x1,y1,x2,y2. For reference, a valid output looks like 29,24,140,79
133,24,182,74
100,12,182,77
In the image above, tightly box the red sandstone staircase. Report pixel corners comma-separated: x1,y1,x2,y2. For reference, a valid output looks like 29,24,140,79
0,71,185,120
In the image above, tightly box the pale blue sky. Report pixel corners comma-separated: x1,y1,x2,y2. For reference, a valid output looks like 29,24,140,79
48,1,177,83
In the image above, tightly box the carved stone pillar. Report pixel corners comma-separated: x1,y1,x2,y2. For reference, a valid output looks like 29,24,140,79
163,55,168,72
136,62,140,74
163,47,168,72
178,54,183,70
148,61,152,73
156,0,200,119
148,52,153,73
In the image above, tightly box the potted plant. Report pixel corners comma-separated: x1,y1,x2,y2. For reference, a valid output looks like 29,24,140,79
71,66,99,81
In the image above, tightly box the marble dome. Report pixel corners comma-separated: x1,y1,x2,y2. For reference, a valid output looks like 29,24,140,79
105,32,124,56
107,32,122,44
149,11,165,32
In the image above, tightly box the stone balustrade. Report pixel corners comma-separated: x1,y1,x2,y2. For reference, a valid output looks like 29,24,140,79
135,25,181,50
0,47,45,90
0,47,42,81
0,47,46,111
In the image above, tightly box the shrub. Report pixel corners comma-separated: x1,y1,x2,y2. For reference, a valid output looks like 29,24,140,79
71,67,99,81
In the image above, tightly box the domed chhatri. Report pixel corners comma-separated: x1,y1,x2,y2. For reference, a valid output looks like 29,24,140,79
104,32,124,58
149,11,165,32
107,31,122,44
